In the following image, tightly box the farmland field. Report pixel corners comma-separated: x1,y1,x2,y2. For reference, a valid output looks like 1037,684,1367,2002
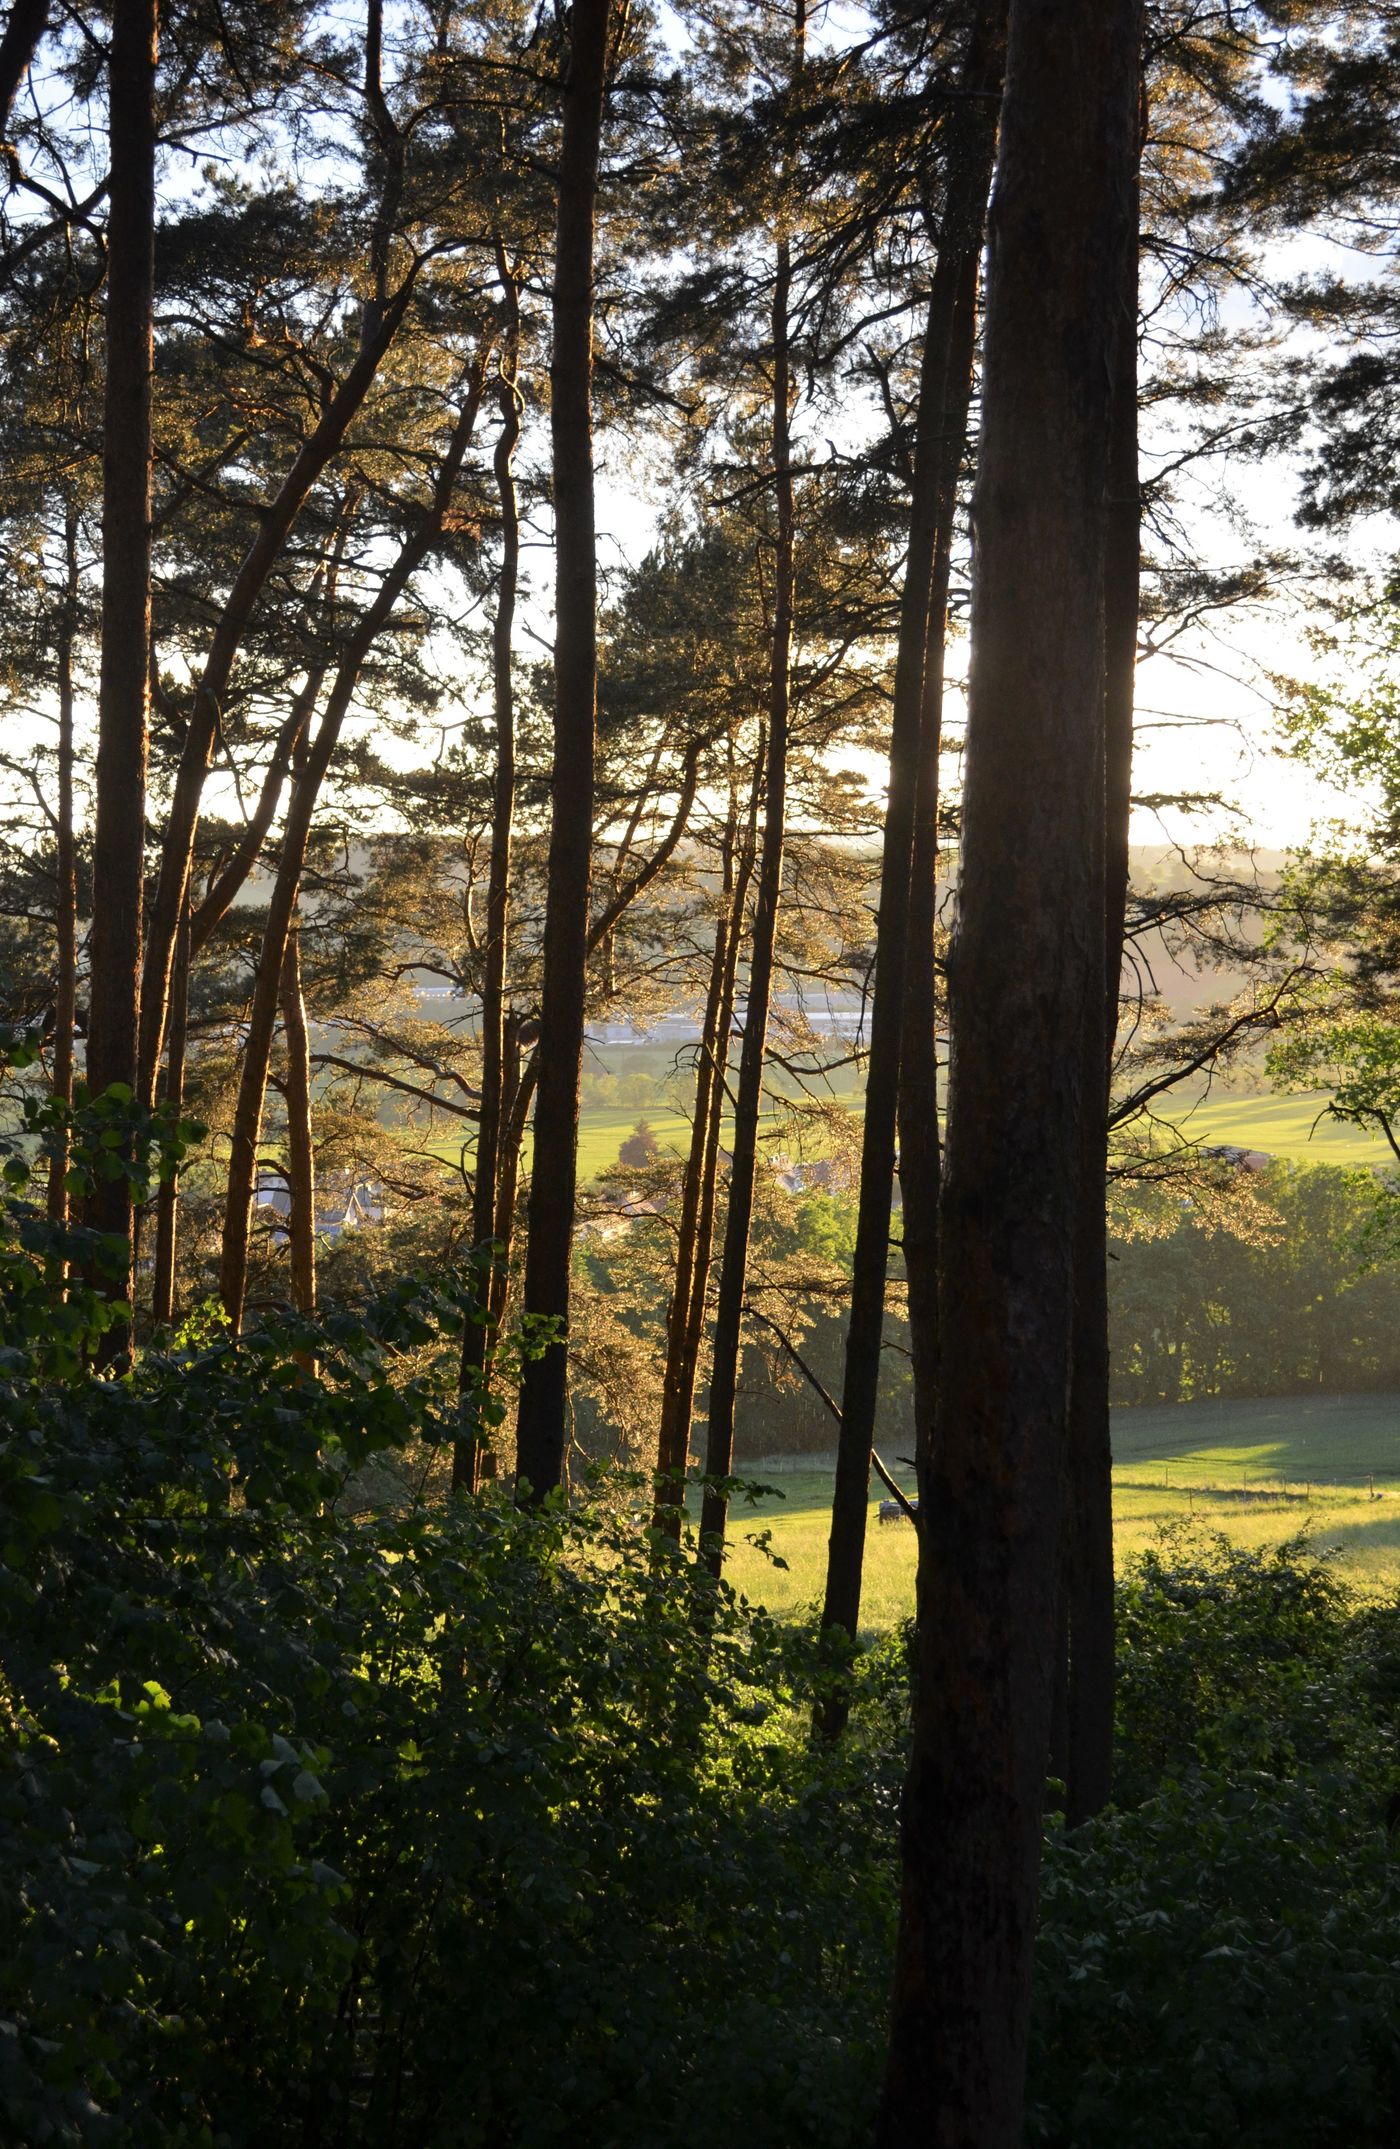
719,1389,1400,1631
409,1063,1394,1184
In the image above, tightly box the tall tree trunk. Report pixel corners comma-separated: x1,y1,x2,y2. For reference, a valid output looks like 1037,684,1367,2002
1065,93,1142,1826
897,242,981,1494
85,0,157,1321
699,213,799,1577
456,280,523,1493
0,0,49,134
655,765,758,1537
279,911,316,1317
46,509,79,1228
149,894,188,1325
513,0,611,1503
876,2,1138,2140
822,9,1005,1663
219,372,488,1327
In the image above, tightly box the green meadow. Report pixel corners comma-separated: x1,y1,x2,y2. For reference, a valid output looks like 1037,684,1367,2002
413,1071,1394,1184
721,1389,1400,1630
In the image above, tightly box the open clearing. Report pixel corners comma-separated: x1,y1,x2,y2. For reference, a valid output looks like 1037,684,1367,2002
412,1080,1393,1183
721,1389,1400,1631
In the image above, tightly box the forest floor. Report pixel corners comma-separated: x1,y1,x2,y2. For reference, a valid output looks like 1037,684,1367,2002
721,1389,1400,1632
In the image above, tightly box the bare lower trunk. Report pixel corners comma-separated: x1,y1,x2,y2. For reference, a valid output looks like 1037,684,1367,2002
699,218,798,1577
1066,130,1141,1825
514,0,611,1503
877,0,1138,2138
150,897,189,1326
279,915,316,1317
822,12,1003,1663
46,511,79,1228
85,0,157,1320
655,770,757,1536
457,298,522,1493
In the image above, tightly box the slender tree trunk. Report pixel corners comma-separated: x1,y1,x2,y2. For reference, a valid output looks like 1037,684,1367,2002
279,912,316,1317
219,372,488,1327
822,12,1004,1662
514,0,611,1503
137,266,418,1104
877,1,1138,2139
187,514,351,961
456,290,522,1492
699,224,799,1576
0,0,49,134
897,242,981,1491
491,1015,532,1319
655,771,756,1536
144,536,350,1268
85,0,157,1321
1065,99,1142,1826
46,510,80,1228
150,895,188,1325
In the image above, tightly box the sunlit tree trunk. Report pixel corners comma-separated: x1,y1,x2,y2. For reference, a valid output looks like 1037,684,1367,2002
655,764,758,1537
457,279,523,1492
46,509,80,1229
877,0,1138,2137
1066,95,1142,1824
897,240,981,1495
85,0,157,1324
822,5,1005,1668
279,912,317,1317
0,0,49,134
698,154,800,1577
514,0,611,1502
150,896,188,1326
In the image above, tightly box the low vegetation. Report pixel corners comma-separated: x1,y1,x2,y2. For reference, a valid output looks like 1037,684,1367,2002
7,1170,1400,2145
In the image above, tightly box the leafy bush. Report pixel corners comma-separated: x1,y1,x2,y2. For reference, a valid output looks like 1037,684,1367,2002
0,1096,896,2146
9,1080,1400,2145
1032,1536,1400,2147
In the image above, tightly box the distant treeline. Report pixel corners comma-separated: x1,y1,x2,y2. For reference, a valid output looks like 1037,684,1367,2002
1110,1164,1400,1407
714,1165,1400,1458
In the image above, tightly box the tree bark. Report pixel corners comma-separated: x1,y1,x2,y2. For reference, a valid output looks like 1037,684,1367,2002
149,894,188,1325
897,241,981,1496
822,9,1004,1665
655,768,757,1537
85,0,157,1318
279,910,316,1317
876,1,1138,2139
513,0,611,1503
1065,91,1142,1827
456,286,523,1493
0,0,49,135
699,234,798,1578
45,509,79,1228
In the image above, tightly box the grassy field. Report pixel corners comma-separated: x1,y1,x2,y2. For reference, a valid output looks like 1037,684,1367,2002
719,1390,1400,1631
411,1082,1393,1186
1159,1087,1392,1168
564,1081,1392,1180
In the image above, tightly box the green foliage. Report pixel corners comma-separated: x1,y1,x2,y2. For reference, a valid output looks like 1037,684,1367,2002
1033,1535,1400,2148
7,1097,1400,2146
0,1171,895,2146
1109,1163,1400,1403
